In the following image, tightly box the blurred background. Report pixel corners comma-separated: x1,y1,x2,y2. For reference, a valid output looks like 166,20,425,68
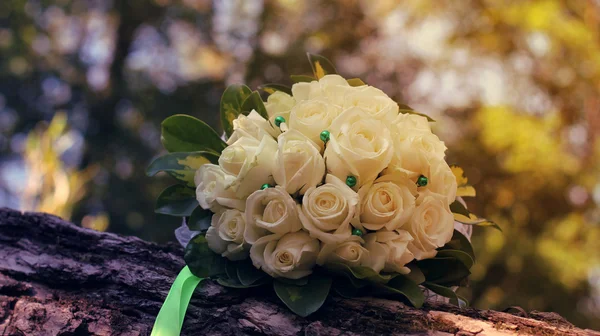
1,0,599,329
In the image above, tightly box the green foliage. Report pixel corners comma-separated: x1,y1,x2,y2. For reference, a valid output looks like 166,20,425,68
290,74,315,83
326,262,393,284
274,273,332,317
375,274,425,308
424,282,468,307
441,230,476,264
450,201,502,231
161,115,226,154
346,78,366,86
146,151,219,187
154,185,197,217
184,234,226,278
306,53,337,79
417,257,471,287
240,91,269,119
258,83,292,95
220,84,253,136
187,206,212,232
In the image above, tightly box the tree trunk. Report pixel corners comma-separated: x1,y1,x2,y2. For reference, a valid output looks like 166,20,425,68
0,208,597,336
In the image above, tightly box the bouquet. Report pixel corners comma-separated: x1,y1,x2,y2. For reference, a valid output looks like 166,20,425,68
148,54,498,334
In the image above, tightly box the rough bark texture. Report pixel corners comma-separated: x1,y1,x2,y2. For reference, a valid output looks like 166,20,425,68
0,208,598,336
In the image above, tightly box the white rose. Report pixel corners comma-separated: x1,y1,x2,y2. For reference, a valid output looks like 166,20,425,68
393,113,431,132
218,135,277,198
388,129,447,175
194,164,245,212
273,130,325,195
299,174,359,244
407,190,454,260
244,186,303,244
357,173,417,231
343,85,398,122
227,110,278,145
324,107,394,188
288,99,341,150
250,231,320,279
316,236,369,268
363,230,414,274
205,209,248,261
291,74,351,106
425,159,457,204
264,91,296,130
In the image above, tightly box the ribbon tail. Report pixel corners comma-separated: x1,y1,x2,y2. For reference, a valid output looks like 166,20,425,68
151,266,203,336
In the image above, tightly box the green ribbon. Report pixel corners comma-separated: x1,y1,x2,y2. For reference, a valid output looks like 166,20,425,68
151,266,203,336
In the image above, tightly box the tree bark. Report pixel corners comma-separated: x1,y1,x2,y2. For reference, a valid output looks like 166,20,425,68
0,208,598,336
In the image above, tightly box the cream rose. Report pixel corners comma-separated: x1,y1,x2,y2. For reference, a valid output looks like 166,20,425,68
227,110,278,145
218,134,277,198
244,186,303,244
424,159,457,204
387,129,447,175
205,209,248,261
273,130,325,195
316,236,369,267
393,113,431,133
343,85,398,122
250,231,320,279
299,174,359,244
407,190,454,260
194,164,245,212
288,99,341,150
363,230,414,274
358,173,417,231
324,107,394,188
264,91,296,129
291,74,351,106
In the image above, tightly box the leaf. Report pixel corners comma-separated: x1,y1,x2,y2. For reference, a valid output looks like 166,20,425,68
184,234,226,278
436,249,474,269
276,276,309,286
332,278,362,298
398,104,436,122
236,261,268,286
454,212,503,232
405,263,426,285
441,230,476,263
417,257,471,286
273,273,332,317
374,275,425,308
146,151,219,187
155,185,198,217
290,75,315,83
450,200,471,218
161,115,226,153
307,53,337,79
220,84,253,136
450,165,476,197
423,283,468,307
188,206,212,232
240,91,269,120
258,83,292,95
346,78,366,86
326,262,392,284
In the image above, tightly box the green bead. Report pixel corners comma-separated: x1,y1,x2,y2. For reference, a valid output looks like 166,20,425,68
417,175,428,187
274,116,286,127
320,130,330,143
260,183,271,190
351,228,363,236
346,175,357,187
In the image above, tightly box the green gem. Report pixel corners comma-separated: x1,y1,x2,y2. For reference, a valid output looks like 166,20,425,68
352,228,363,236
417,175,428,187
274,116,286,127
260,183,271,190
320,130,330,143
346,175,357,188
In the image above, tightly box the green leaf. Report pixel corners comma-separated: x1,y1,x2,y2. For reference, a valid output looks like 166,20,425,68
398,104,435,122
377,275,425,308
274,273,332,317
146,151,219,187
155,185,198,217
441,230,475,263
454,212,503,232
220,84,253,136
450,201,471,218
276,276,310,286
332,278,362,298
405,263,426,285
436,249,474,269
188,206,212,232
423,283,468,307
236,261,268,286
290,75,315,83
258,83,292,95
161,115,226,153
307,53,337,79
417,257,471,286
326,262,392,284
346,78,366,86
184,234,226,278
241,91,269,120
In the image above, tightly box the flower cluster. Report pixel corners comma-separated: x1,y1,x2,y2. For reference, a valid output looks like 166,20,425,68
195,74,457,279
